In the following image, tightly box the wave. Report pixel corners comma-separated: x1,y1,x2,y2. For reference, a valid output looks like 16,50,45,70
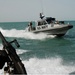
0,43,75,75
0,27,56,40
16,49,30,55
23,57,75,75
0,43,29,55
1,57,75,75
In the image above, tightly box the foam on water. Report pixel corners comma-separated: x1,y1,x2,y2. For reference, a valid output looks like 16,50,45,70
23,57,75,75
16,49,30,55
0,43,29,55
0,27,56,40
0,43,75,75
0,57,75,75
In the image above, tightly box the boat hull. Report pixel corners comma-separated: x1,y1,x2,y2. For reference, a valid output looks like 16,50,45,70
31,25,73,37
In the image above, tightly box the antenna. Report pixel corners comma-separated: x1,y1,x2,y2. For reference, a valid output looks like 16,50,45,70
40,0,44,14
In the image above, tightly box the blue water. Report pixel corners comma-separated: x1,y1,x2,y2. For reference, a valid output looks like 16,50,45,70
0,21,75,75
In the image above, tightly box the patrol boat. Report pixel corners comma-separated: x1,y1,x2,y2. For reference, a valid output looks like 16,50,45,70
26,13,73,37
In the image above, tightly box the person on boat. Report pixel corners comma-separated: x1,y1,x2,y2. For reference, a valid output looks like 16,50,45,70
50,21,54,27
28,22,32,31
39,13,48,25
55,20,59,24
40,13,45,19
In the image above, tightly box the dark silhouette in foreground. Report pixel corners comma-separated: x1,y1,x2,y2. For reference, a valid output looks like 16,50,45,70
0,32,27,75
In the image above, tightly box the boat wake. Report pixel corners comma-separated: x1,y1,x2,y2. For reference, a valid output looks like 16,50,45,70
10,48,75,74
0,44,75,75
0,57,75,75
0,27,56,40
15,48,75,75
23,57,75,75
16,49,30,55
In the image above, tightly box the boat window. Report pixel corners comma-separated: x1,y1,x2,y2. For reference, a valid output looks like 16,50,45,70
38,20,47,26
46,17,55,24
38,22,41,26
55,21,59,24
59,21,64,24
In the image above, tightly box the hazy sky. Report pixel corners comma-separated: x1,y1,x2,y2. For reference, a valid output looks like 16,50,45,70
0,0,75,22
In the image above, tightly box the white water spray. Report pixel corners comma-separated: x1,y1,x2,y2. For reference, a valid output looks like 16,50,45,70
0,27,56,40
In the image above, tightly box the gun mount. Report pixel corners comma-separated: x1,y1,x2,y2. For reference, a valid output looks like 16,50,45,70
0,32,27,75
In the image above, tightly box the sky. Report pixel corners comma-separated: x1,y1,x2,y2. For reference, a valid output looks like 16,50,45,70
0,0,75,22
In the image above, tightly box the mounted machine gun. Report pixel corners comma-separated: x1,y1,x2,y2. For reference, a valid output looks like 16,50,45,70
0,32,27,75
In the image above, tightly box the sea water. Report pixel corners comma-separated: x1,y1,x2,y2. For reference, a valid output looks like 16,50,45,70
0,21,75,75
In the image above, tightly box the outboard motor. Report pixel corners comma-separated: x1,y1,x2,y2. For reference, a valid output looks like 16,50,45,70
0,32,27,75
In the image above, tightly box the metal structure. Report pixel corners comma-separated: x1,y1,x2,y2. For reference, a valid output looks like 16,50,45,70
0,32,27,75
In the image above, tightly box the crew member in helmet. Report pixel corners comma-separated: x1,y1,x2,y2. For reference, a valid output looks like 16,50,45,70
28,22,32,31
40,13,45,19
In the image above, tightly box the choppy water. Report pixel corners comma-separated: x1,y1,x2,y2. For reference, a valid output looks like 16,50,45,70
0,21,75,75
